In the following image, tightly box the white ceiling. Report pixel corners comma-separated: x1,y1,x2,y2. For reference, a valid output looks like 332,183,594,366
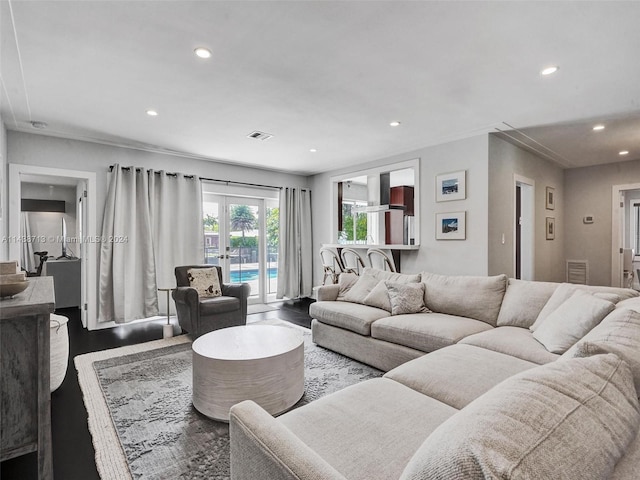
2,1,639,176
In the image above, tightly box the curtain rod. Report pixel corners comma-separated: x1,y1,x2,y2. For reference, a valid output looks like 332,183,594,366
108,164,286,190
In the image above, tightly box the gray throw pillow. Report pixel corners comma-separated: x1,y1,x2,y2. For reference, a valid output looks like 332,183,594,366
400,354,640,480
342,273,379,305
363,280,391,312
385,282,429,316
336,273,359,301
532,291,615,354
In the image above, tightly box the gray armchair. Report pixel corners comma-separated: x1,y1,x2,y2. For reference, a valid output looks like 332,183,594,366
172,265,250,338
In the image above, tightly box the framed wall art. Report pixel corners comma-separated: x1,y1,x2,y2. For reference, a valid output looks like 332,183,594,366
436,211,466,240
546,217,555,240
545,186,555,210
436,170,466,202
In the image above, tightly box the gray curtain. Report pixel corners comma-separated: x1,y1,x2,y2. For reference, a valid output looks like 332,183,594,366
148,170,204,316
20,212,35,273
277,187,313,299
99,165,204,323
99,165,157,323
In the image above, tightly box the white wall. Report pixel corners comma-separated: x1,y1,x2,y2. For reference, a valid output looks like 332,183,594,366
565,159,640,286
311,134,490,285
488,135,565,282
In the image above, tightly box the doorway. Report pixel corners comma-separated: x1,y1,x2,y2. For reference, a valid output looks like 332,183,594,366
611,183,640,287
8,164,97,328
202,193,279,304
514,175,534,280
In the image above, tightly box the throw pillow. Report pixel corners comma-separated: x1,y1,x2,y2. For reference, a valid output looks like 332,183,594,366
563,308,640,396
532,291,615,354
386,282,429,316
530,283,578,331
187,268,222,298
363,280,391,312
336,272,359,301
342,273,379,305
399,354,640,480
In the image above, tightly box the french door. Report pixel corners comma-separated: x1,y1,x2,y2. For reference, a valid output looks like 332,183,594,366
203,194,279,303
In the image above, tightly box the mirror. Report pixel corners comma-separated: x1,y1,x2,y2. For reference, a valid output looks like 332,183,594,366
331,158,420,246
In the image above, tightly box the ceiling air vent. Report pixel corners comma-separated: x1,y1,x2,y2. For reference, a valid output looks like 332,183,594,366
247,131,273,141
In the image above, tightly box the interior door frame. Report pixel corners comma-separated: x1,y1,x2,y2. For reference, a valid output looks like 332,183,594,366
9,164,97,328
514,174,535,280
611,182,640,286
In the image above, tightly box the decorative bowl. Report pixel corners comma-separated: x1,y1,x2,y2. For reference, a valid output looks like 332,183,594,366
0,281,29,299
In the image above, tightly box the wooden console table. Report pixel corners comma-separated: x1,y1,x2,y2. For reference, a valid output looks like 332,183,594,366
1,277,55,479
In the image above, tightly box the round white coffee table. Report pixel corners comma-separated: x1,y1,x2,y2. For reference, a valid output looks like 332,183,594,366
192,324,304,421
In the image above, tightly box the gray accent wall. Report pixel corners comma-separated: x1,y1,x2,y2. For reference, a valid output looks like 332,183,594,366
564,159,640,287
311,134,490,285
488,135,565,282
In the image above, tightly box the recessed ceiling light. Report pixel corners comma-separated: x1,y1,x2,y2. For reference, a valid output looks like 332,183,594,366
309,148,317,153
194,47,212,59
593,125,605,131
541,66,559,76
389,121,401,127
30,120,48,129
619,150,629,156
146,109,158,116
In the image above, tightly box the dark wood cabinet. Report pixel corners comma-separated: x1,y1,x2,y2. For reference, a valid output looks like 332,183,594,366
390,186,414,216
1,277,55,479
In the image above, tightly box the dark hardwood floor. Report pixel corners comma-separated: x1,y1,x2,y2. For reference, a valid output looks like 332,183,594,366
1,299,313,480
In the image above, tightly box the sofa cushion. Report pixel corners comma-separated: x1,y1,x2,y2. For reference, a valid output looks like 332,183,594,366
459,326,559,364
310,301,390,336
421,272,507,326
399,354,640,480
340,268,421,306
384,344,537,409
341,273,379,304
531,283,638,331
617,296,640,313
335,273,359,301
279,378,457,480
386,282,428,315
496,278,559,328
371,313,493,353
532,290,616,354
362,280,391,311
563,308,640,396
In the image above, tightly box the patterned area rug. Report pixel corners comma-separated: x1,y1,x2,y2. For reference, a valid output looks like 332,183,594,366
75,320,382,480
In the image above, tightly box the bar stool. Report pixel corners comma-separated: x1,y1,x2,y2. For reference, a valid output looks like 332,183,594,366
319,247,345,284
367,248,396,272
341,248,367,275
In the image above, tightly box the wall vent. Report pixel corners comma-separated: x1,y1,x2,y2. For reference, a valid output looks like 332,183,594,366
566,260,589,285
246,131,273,141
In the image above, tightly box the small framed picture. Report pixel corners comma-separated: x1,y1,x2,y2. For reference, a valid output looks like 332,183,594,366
436,211,466,240
546,186,555,210
436,170,466,202
546,217,555,240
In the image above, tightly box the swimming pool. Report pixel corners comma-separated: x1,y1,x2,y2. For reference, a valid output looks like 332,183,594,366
230,268,277,283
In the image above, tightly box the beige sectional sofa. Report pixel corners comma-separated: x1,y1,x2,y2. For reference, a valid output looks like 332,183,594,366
229,268,640,479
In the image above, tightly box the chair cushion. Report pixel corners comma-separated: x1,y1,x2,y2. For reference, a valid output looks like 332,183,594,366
310,301,390,336
532,291,615,354
400,354,640,480
496,278,559,328
371,313,492,353
420,272,507,326
459,326,559,364
279,378,457,480
199,295,239,315
384,344,537,409
188,267,222,298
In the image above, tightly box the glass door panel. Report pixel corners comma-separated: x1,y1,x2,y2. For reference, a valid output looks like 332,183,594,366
203,197,223,268
228,200,261,298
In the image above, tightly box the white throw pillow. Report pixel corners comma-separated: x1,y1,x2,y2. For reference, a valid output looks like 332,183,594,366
187,268,222,298
336,272,359,301
363,280,391,311
532,291,615,354
342,273,379,305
